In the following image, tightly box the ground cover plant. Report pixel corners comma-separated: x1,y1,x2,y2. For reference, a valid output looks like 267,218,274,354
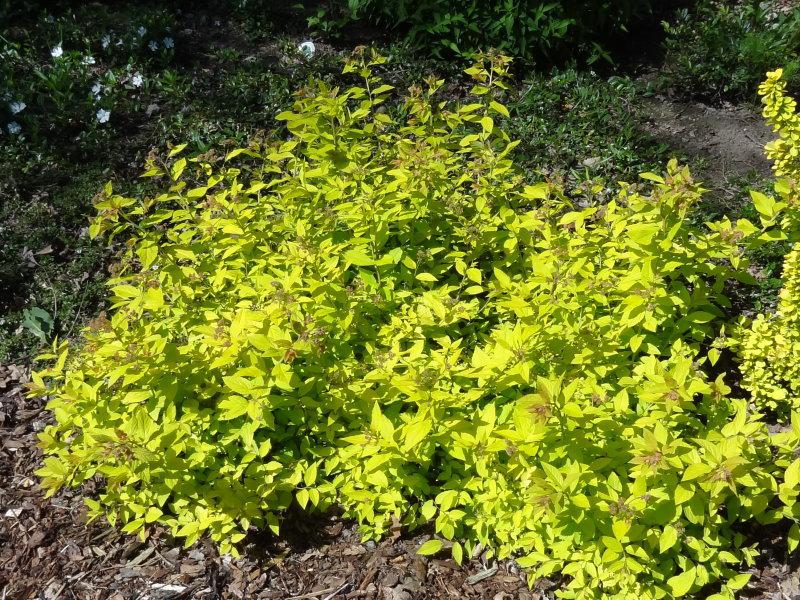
508,69,667,185
661,0,800,102
335,0,654,63
28,44,800,599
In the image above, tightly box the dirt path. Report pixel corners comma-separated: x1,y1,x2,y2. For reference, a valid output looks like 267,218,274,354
643,94,775,212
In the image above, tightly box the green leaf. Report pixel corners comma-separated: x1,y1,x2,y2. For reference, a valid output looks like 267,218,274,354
219,395,250,420
668,568,696,597
725,573,751,592
659,525,678,553
628,223,660,246
523,183,549,199
145,507,163,523
304,462,318,487
344,248,374,266
785,459,800,489
122,408,158,442
402,419,432,451
789,523,800,553
682,463,712,482
686,311,716,324
602,536,623,553
640,172,665,183
121,518,146,534
296,488,310,509
168,143,188,157
112,285,140,299
224,376,254,396
36,457,69,487
612,519,629,540
137,242,158,270
452,542,464,564
187,186,208,198
750,190,776,218
22,307,53,341
493,267,511,289
420,500,437,521
417,539,443,556
674,483,694,504
122,390,151,404
371,403,395,441
489,100,509,118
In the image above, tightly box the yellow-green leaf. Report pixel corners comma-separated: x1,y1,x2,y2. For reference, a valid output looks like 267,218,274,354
667,568,696,597
417,539,443,556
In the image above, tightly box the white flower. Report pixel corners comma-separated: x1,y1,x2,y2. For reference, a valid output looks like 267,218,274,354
96,108,110,124
9,101,26,114
162,36,174,49
137,26,147,37
298,40,315,58
7,122,21,134
148,40,158,51
91,82,102,96
83,55,96,65
131,72,143,87
101,34,111,49
51,44,63,58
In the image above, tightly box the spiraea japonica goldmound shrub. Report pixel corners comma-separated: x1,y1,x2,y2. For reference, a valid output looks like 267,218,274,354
32,52,800,598
736,69,800,418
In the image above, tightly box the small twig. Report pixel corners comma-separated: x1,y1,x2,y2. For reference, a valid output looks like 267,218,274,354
744,131,764,147
63,285,90,341
50,580,68,599
288,582,348,600
357,566,378,591
153,547,178,568
322,582,350,600
167,582,203,600
466,564,498,585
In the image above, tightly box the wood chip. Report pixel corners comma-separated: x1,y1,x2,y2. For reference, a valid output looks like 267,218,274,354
466,565,498,585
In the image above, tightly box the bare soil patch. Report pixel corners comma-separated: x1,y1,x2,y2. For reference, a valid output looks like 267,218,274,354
644,95,773,182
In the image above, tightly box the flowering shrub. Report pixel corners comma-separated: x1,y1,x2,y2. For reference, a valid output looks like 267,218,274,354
32,53,800,598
